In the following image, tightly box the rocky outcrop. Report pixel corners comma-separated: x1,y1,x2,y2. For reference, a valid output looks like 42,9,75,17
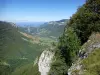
68,33,100,75
79,33,100,59
38,50,54,75
68,59,83,75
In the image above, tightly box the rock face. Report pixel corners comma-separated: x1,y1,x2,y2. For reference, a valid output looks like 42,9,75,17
68,59,83,75
68,33,100,75
38,50,54,75
79,33,100,59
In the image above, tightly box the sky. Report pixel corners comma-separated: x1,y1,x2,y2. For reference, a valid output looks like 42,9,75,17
0,0,85,22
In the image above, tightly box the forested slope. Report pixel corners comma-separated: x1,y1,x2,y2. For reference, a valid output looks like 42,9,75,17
0,21,46,75
49,0,100,75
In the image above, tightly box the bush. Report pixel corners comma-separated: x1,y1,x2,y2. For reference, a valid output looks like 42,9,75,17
48,49,68,75
67,0,100,44
58,27,80,66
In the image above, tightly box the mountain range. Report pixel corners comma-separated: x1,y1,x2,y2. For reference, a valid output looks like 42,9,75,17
18,19,68,39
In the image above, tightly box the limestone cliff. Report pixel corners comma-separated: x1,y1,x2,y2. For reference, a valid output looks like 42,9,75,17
38,49,54,75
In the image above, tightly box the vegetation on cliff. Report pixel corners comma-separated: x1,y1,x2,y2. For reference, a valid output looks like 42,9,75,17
49,0,100,75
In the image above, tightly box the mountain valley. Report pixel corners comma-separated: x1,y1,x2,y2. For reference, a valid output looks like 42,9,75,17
0,0,100,75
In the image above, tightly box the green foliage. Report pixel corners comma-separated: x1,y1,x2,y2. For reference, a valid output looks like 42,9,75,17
49,0,100,75
67,0,100,44
0,21,48,75
58,27,80,66
48,49,68,75
82,48,100,75
0,65,11,75
11,63,40,75
49,28,80,75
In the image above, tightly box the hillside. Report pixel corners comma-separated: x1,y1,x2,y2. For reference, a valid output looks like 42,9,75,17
47,0,100,75
68,33,100,75
5,19,67,75
18,19,68,39
0,21,49,75
38,19,68,37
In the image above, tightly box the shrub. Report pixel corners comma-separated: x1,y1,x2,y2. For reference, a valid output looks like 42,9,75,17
58,27,80,66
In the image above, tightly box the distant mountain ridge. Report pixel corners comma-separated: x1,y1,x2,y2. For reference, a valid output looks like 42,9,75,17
18,19,68,38
16,22,45,27
43,19,68,25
